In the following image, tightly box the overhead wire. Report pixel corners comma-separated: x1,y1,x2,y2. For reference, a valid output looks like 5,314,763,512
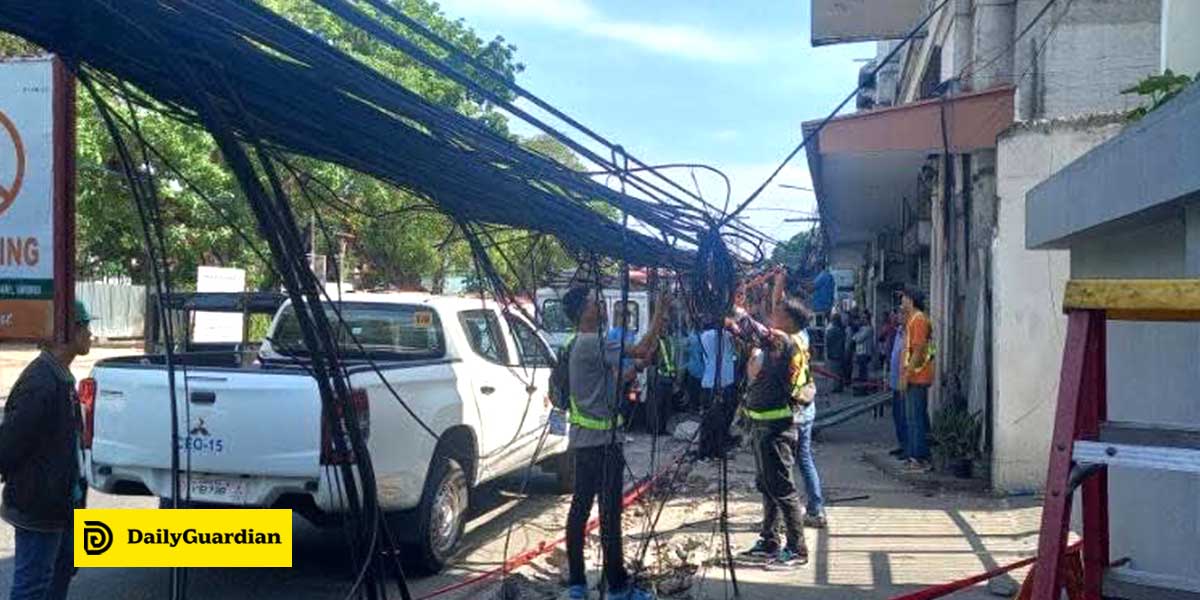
353,0,771,244
5,0,703,267
76,70,192,600
723,0,954,224
0,1,769,597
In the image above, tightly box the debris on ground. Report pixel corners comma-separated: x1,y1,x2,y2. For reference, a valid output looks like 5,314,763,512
627,535,713,598
490,573,560,600
542,546,570,584
672,420,701,442
541,535,605,587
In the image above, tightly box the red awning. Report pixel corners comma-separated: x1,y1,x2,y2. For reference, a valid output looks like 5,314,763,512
804,86,1015,250
813,85,1015,154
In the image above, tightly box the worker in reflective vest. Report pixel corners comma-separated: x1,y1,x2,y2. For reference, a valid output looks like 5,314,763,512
558,286,670,600
656,336,677,380
734,286,815,570
644,334,679,435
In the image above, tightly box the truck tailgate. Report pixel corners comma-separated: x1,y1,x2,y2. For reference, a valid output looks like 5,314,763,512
91,366,323,479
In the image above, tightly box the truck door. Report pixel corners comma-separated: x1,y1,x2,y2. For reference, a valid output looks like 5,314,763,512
505,315,554,437
457,309,531,475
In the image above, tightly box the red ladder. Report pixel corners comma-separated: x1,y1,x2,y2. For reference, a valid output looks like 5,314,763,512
1031,279,1200,600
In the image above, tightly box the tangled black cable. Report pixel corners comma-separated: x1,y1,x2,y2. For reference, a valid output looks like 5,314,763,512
0,0,715,267
0,4,778,600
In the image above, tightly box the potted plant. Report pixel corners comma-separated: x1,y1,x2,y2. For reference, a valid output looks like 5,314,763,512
931,405,982,478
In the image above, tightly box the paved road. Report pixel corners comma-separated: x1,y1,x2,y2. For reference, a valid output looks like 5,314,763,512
0,434,684,600
0,466,569,599
0,345,685,599
0,349,1041,600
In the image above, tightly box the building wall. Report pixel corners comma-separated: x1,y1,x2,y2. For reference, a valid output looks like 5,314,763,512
964,150,998,425
1162,0,1200,76
1014,0,1161,120
991,117,1124,492
1068,208,1200,586
830,245,867,271
875,41,902,107
971,0,1016,89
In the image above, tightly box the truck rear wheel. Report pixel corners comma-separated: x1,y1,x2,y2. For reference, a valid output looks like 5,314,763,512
410,455,468,574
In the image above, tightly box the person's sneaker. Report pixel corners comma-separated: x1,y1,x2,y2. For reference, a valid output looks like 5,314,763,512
902,459,933,473
888,447,905,456
565,584,588,600
607,585,653,600
736,538,779,563
764,547,809,570
803,512,828,529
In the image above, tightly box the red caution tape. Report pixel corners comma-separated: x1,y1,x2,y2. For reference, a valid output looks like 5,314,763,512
885,542,1083,600
812,363,888,390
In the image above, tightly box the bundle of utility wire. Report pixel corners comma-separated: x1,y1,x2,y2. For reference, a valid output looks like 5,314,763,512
0,0,731,267
0,2,759,599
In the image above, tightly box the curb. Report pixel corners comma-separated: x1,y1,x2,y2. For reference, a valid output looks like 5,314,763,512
861,451,990,494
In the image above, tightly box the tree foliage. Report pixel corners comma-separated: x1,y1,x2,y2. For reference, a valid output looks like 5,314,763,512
1,1,583,296
1121,69,1195,121
770,226,823,274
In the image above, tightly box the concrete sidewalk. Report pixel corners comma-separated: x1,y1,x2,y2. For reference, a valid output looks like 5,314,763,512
478,395,1040,600
0,344,140,404
0,347,1040,599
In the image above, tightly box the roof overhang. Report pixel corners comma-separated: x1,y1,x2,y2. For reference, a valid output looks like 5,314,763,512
1026,82,1200,249
810,0,928,46
805,86,1015,253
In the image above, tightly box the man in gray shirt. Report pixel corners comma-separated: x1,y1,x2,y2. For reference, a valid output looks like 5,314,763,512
561,286,668,600
852,315,876,382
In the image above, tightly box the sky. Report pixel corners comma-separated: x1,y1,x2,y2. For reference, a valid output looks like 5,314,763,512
435,0,872,250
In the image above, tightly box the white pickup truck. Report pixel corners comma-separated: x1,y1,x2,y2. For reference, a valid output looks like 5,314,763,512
79,293,570,572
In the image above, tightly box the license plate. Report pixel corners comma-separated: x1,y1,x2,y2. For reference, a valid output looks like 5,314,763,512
187,476,249,505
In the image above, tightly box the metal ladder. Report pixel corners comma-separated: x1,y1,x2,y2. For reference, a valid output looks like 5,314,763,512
1031,279,1200,600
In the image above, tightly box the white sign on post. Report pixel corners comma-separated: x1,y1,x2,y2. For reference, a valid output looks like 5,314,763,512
193,266,246,343
0,57,64,340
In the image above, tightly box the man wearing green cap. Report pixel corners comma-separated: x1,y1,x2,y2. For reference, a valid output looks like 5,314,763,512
0,300,93,600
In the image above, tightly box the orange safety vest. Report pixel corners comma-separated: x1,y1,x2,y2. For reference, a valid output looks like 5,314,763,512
904,310,935,386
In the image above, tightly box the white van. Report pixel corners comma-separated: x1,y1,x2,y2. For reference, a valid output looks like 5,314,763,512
534,287,651,352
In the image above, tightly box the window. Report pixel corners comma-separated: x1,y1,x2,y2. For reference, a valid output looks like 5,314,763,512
271,303,445,360
507,317,553,368
458,310,510,364
540,299,573,333
611,301,640,333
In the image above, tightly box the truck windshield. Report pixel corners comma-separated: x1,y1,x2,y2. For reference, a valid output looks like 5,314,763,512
271,302,445,360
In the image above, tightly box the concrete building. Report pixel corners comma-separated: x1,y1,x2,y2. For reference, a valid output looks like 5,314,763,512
805,0,1177,490
1024,77,1200,600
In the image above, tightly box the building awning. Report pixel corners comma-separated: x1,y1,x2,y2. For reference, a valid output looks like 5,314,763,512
1026,82,1200,249
810,0,928,46
804,86,1015,253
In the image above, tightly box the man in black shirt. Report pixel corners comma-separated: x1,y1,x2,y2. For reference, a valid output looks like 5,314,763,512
734,289,814,570
0,301,93,600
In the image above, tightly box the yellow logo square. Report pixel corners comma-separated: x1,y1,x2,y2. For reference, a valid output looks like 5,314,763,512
74,509,292,567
